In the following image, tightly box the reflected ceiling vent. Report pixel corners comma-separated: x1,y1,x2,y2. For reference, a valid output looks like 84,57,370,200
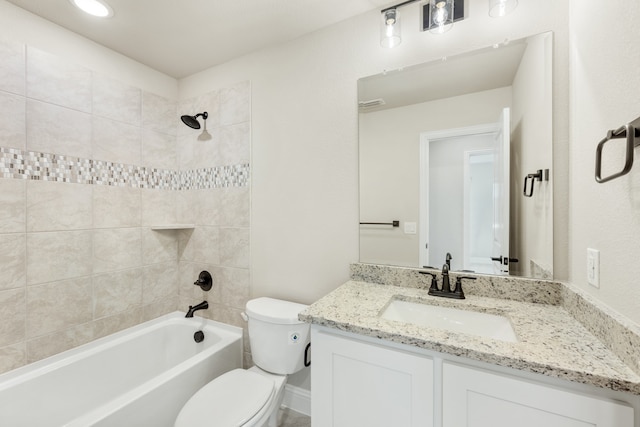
358,98,386,109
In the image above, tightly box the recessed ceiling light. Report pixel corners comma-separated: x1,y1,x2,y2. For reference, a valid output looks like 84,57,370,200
69,0,114,18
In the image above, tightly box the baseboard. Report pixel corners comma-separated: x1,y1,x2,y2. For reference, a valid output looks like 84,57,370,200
281,384,311,416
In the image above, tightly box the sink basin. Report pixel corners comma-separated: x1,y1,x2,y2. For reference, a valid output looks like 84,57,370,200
380,299,518,342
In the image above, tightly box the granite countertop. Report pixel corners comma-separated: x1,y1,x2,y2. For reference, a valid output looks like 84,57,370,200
300,280,640,395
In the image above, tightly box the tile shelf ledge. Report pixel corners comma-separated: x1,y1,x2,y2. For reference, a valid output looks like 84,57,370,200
150,224,195,230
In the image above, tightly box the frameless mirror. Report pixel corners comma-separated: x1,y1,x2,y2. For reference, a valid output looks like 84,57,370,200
359,32,553,279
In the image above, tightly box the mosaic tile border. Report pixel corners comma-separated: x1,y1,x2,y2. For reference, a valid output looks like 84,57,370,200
0,147,249,190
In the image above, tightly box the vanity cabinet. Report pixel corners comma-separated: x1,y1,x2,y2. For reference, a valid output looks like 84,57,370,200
443,363,633,427
311,326,635,427
311,327,434,427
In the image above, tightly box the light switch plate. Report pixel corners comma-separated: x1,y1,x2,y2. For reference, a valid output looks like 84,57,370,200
404,222,417,234
587,248,600,288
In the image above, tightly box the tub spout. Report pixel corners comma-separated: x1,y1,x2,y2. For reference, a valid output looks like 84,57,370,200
185,301,208,318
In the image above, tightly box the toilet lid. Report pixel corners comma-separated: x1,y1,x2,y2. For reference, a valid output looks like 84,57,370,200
175,369,275,427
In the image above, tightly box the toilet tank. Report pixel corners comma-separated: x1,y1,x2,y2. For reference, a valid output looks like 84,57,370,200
245,297,310,375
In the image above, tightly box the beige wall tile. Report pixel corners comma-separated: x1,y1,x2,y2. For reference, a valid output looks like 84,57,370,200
93,227,142,274
142,262,178,305
187,128,219,169
220,81,250,126
141,189,177,226
27,181,92,232
142,296,178,322
92,116,142,165
26,99,92,158
26,322,93,363
92,74,141,126
0,179,25,233
0,91,25,150
0,288,25,347
142,91,177,136
93,185,141,229
0,233,26,291
219,227,249,268
143,129,177,170
142,228,178,265
220,187,249,228
177,133,195,170
218,267,250,310
219,122,250,166
189,226,220,265
178,261,204,300
194,188,221,226
92,310,142,340
93,268,143,318
26,47,91,113
176,190,196,224
0,343,26,374
0,39,25,96
26,231,92,285
26,277,92,338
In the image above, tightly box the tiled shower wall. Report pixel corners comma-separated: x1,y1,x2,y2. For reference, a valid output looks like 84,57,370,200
0,39,251,374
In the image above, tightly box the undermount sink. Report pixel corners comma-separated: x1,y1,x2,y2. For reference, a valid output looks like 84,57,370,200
380,299,518,342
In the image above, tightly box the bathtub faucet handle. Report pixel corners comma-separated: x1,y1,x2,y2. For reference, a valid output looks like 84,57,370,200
193,271,212,291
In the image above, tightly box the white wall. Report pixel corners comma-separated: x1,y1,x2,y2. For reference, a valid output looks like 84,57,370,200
569,0,640,323
180,0,571,303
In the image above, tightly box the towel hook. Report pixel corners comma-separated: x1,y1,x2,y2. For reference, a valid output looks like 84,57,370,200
595,116,640,183
523,169,549,197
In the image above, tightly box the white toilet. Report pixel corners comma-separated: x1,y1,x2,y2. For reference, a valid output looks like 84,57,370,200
175,297,310,427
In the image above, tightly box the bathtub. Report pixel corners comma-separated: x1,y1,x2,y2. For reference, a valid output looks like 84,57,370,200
0,312,243,427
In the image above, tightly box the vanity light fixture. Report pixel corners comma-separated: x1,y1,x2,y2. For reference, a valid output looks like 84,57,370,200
380,0,465,48
69,0,113,17
488,0,518,17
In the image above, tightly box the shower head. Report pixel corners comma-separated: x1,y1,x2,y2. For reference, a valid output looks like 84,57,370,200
180,112,208,129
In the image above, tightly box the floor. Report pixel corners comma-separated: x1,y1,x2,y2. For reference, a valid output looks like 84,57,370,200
279,408,311,427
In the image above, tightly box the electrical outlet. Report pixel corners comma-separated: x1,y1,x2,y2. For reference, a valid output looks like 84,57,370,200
587,248,600,288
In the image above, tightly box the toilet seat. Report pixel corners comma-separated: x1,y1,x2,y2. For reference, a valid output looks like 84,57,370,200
174,369,275,427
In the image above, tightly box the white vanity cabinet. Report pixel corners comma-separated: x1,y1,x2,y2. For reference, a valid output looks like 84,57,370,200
310,327,434,427
311,325,635,427
443,363,633,427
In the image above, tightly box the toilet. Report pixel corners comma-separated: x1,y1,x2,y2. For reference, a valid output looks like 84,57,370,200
175,297,310,427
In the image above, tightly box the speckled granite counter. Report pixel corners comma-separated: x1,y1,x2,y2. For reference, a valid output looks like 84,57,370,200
300,279,640,395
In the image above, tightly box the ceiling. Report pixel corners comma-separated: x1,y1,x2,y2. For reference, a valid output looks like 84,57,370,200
6,0,387,78
358,39,527,112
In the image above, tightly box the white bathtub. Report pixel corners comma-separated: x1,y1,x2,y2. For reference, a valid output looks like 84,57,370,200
0,312,243,427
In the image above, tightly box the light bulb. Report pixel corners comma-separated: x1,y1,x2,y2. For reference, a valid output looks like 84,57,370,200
489,0,518,18
69,0,113,17
380,9,401,48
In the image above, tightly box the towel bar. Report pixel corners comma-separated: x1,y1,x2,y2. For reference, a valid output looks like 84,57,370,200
595,116,640,183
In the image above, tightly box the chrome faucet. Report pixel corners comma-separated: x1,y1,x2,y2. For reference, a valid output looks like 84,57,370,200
185,300,209,318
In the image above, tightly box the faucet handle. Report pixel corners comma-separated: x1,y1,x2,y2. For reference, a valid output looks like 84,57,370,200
453,276,476,299
194,270,213,291
419,271,438,292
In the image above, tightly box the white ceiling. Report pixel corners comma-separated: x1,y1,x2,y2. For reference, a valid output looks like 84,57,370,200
358,39,527,112
6,0,387,78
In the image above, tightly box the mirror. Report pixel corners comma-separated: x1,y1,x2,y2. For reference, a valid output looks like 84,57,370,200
358,32,553,279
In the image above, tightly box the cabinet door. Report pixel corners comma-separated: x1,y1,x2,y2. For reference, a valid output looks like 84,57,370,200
443,363,634,427
311,328,433,427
